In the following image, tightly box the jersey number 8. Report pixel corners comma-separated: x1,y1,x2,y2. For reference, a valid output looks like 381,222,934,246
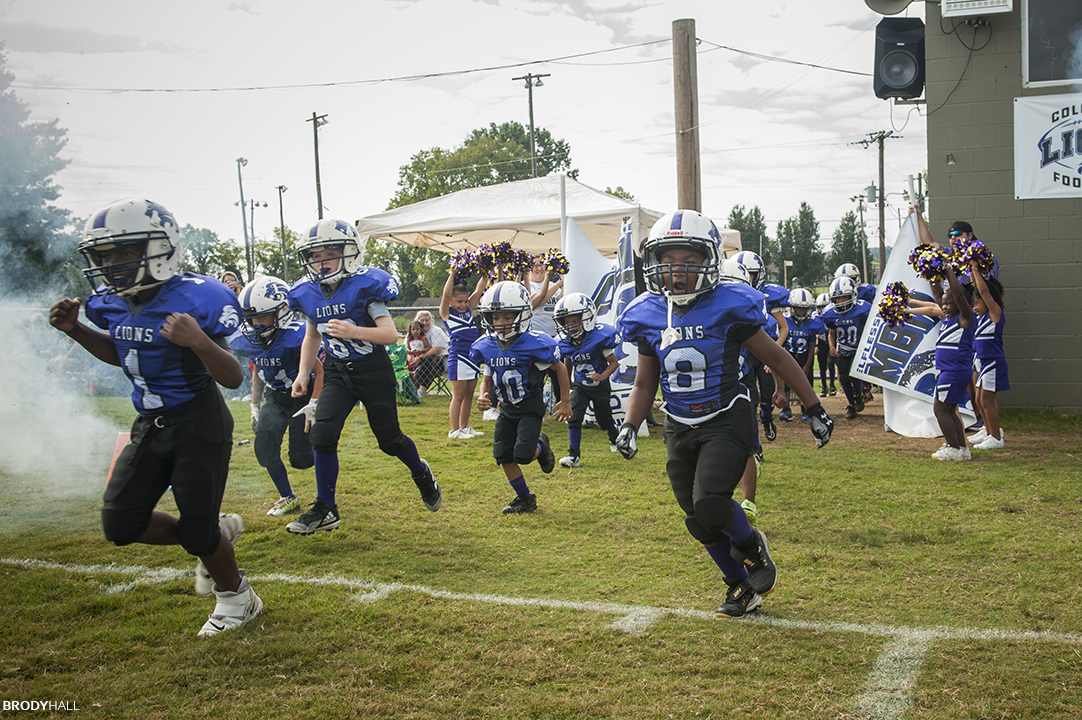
663,346,707,393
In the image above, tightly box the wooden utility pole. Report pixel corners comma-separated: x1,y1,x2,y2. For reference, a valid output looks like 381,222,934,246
672,19,701,212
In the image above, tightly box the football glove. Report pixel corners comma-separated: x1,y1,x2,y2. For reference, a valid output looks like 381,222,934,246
292,398,318,433
614,422,638,460
250,403,260,433
807,402,834,448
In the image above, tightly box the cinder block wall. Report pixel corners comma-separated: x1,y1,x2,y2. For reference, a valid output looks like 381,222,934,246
924,4,1082,413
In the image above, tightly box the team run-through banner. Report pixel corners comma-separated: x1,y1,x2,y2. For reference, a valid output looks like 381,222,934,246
850,214,974,437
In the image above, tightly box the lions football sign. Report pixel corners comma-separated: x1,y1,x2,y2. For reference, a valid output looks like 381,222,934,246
1014,92,1082,199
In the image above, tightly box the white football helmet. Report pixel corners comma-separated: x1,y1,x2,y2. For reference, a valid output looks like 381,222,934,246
553,292,597,340
828,276,857,313
79,198,183,297
788,287,815,322
637,209,723,304
239,276,293,348
732,250,766,289
834,263,861,283
718,257,750,285
815,292,830,312
478,281,533,342
297,219,365,286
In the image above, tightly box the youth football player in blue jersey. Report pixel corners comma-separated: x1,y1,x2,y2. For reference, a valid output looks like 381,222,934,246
48,198,261,637
286,219,441,534
731,251,789,444
616,210,833,619
778,288,827,422
552,292,621,468
439,269,485,439
814,292,837,397
821,277,873,420
909,264,976,461
230,275,323,518
834,263,877,403
470,281,572,514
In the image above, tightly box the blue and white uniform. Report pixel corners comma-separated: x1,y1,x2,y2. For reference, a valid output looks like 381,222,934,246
760,283,790,314
443,307,481,381
974,310,1009,391
820,301,871,358
783,315,827,359
557,322,621,387
86,273,242,413
288,268,398,365
619,284,767,425
934,314,975,404
856,283,877,303
469,331,561,407
228,320,309,392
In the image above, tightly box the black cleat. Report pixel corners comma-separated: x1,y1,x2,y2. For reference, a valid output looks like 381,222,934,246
854,396,865,413
537,432,556,474
502,494,537,514
829,385,837,396
414,459,442,512
729,529,777,597
286,500,340,534
845,405,857,420
716,577,763,619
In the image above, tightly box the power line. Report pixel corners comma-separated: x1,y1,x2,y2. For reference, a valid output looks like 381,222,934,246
12,40,670,94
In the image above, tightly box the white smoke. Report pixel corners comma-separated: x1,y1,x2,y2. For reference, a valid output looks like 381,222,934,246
0,302,119,511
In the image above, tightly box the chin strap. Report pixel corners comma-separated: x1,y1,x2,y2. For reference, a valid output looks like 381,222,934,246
661,295,681,350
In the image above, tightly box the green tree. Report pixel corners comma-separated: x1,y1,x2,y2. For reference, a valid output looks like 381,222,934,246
362,240,449,305
829,211,873,282
605,186,637,203
0,43,73,297
389,121,577,209
726,205,776,270
256,227,306,286
774,202,826,288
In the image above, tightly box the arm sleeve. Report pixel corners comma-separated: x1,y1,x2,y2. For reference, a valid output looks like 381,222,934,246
730,324,760,345
637,340,656,358
368,301,391,320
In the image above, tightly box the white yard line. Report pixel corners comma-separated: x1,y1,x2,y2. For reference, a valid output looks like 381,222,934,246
8,557,1081,718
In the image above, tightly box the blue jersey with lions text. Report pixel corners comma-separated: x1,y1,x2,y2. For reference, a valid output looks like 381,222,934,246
469,331,561,406
820,301,871,357
619,285,767,425
85,273,242,414
228,320,309,392
784,315,827,356
557,322,621,387
288,268,399,362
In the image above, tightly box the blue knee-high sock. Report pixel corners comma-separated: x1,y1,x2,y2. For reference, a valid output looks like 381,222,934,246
704,539,748,580
760,402,773,421
568,426,582,454
509,474,531,498
841,379,858,406
266,459,294,498
396,436,427,478
723,500,754,544
313,449,339,507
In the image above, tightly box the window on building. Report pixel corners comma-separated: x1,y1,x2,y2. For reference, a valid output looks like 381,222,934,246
1023,0,1082,88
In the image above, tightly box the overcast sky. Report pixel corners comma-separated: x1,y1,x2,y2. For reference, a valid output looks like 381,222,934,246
1,0,928,254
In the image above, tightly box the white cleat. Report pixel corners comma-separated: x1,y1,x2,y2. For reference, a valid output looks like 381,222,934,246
198,570,262,637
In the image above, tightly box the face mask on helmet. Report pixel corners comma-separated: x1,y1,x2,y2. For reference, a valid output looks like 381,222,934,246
79,198,183,297
640,210,723,305
298,219,364,286
553,292,597,339
828,278,857,313
240,276,293,348
478,281,533,342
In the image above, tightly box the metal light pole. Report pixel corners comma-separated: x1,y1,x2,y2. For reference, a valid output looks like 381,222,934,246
235,157,252,281
276,185,288,280
511,73,549,177
849,192,870,282
248,198,268,247
306,112,329,219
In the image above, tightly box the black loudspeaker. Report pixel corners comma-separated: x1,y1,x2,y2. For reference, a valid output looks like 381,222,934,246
874,18,925,100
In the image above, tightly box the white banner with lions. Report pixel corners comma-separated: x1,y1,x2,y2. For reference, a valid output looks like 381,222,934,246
1014,92,1082,199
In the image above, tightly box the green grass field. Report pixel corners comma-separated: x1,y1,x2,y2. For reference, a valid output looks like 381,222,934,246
1,394,1081,719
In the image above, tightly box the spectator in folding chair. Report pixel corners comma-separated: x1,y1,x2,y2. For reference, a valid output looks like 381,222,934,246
413,310,448,397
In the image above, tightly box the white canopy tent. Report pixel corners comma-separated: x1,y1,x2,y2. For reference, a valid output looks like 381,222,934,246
355,174,740,257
